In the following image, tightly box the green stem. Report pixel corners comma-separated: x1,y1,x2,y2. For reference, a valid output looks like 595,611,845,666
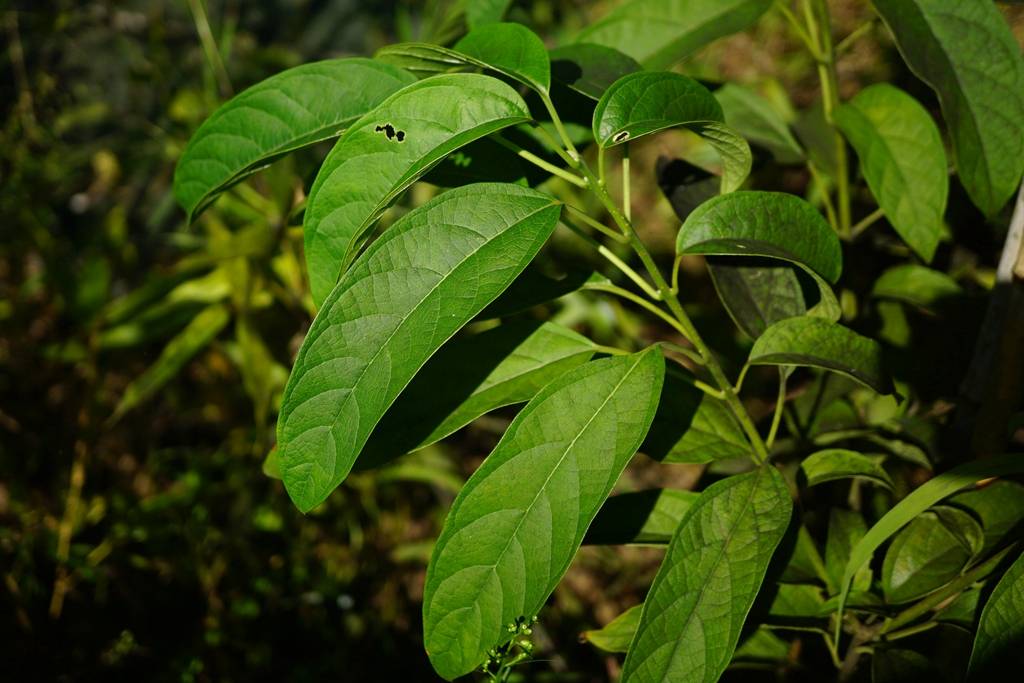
538,91,581,165
835,20,875,55
493,135,587,188
775,0,824,60
562,219,662,300
765,369,788,450
658,340,706,367
585,282,689,340
187,0,233,97
622,143,632,223
579,161,770,464
849,207,885,239
565,203,628,243
808,161,840,232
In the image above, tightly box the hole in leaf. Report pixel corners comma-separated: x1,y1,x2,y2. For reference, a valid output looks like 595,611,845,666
613,131,630,143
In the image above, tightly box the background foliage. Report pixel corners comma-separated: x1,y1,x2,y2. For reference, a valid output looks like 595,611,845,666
3,1,1023,681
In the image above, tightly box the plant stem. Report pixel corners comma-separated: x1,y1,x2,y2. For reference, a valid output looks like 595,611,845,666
493,135,588,188
765,369,788,450
658,340,706,367
562,218,662,300
805,0,851,237
565,203,628,243
775,0,824,60
538,91,581,165
187,0,233,98
850,207,885,239
585,282,689,340
835,20,875,55
578,162,770,464
622,143,632,222
808,161,840,232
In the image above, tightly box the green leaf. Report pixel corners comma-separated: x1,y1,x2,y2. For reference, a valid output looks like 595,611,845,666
825,508,869,594
357,320,595,469
708,257,807,339
733,629,790,662
303,73,532,305
768,583,826,620
716,83,804,164
376,23,550,95
466,0,513,27
585,488,699,545
110,303,231,423
422,349,665,680
575,0,774,69
593,72,752,192
549,43,642,100
835,454,1024,641
950,480,1024,553
278,184,560,513
748,317,893,395
642,371,751,464
676,191,843,284
800,449,894,490
424,138,528,188
454,22,551,93
882,506,983,603
620,466,792,682
968,549,1024,678
582,604,643,653
478,267,595,319
836,84,948,261
873,0,1024,215
173,59,415,221
872,264,962,314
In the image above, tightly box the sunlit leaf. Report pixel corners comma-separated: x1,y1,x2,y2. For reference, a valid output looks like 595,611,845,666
582,604,642,653
422,349,664,680
874,0,1024,215
575,0,774,69
174,59,415,221
836,84,948,260
278,183,560,513
621,466,792,682
466,0,513,28
749,317,892,395
303,73,531,304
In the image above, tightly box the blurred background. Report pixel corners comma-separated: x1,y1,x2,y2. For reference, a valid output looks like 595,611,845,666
3,1,1023,681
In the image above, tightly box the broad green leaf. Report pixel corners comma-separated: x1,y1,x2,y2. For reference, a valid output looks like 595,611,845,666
642,371,750,464
938,587,982,627
173,59,415,221
676,191,842,284
825,508,869,594
748,317,893,395
585,488,699,545
582,604,642,653
874,0,1024,215
575,0,774,69
549,43,642,100
716,83,804,164
835,454,1024,641
872,264,962,314
621,466,792,682
376,23,550,94
110,303,230,423
733,629,790,662
278,184,560,513
836,84,948,261
950,481,1024,553
968,550,1024,678
357,320,595,469
422,349,665,680
708,257,807,339
454,23,551,93
882,506,983,603
303,73,531,305
768,583,825,621
466,0,513,27
593,72,752,192
800,449,894,490
780,525,830,585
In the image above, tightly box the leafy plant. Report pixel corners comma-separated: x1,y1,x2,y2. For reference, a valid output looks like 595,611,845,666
171,0,1024,680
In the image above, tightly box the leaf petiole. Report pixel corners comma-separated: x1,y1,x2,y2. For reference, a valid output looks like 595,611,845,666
492,134,587,188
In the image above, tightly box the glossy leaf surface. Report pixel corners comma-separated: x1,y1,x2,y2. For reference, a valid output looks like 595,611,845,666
621,467,792,682
968,549,1024,679
174,59,416,221
278,184,560,512
749,317,892,395
801,449,894,490
676,191,842,284
358,320,595,469
422,349,664,680
303,73,531,304
466,0,513,27
575,0,774,69
874,0,1024,215
836,84,948,260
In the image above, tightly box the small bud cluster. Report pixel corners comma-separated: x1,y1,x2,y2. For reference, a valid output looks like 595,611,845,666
479,616,539,681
